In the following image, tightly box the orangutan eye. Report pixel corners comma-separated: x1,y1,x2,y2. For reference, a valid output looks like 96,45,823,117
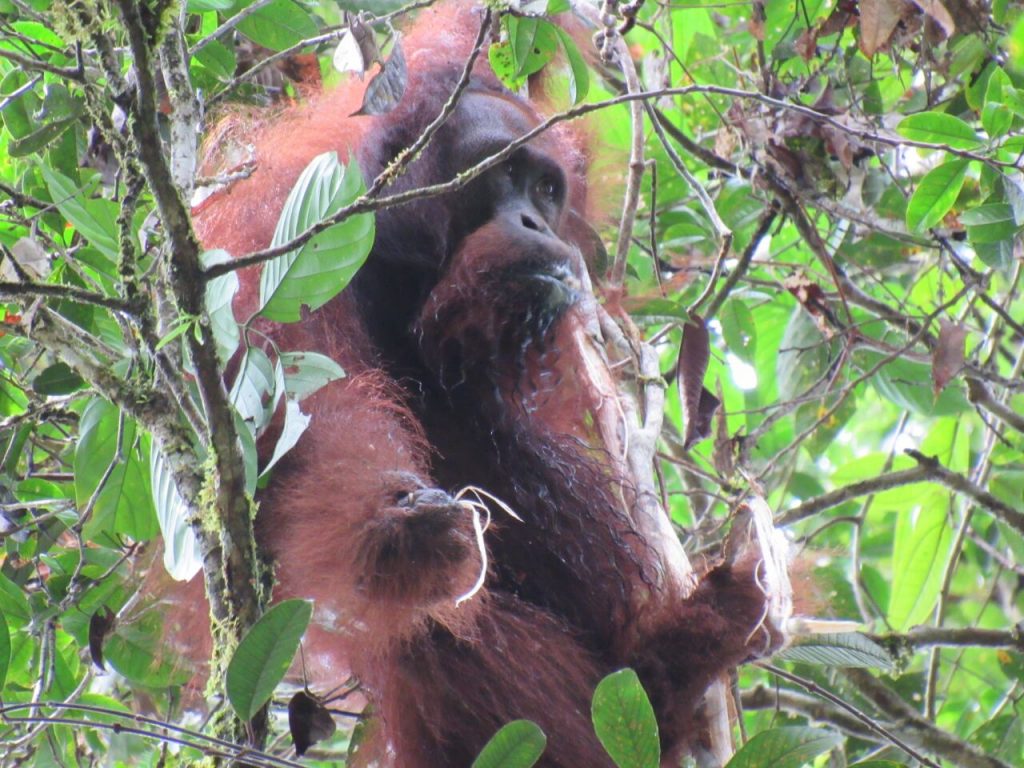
537,176,558,200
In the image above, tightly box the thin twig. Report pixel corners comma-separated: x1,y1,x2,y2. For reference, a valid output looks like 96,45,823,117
0,280,133,314
209,0,437,104
368,8,492,195
761,663,942,768
0,47,83,81
189,0,277,56
703,207,777,321
904,449,1024,536
872,626,1024,651
843,667,1013,768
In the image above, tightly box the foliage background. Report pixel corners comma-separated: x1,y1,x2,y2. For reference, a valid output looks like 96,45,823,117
0,0,1022,766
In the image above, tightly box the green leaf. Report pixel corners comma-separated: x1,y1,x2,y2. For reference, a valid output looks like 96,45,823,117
0,609,10,691
278,351,345,401
554,27,589,105
259,152,374,323
975,238,1015,271
0,572,31,629
234,409,260,496
591,669,659,768
776,308,832,402
961,202,1017,227
106,613,190,688
1005,86,1024,118
489,39,524,92
258,399,310,478
720,299,757,363
229,346,276,431
38,166,120,258
154,315,198,350
897,113,981,149
235,0,318,51
0,70,34,140
75,398,158,543
1011,16,1024,71
724,726,842,768
8,21,66,50
970,714,1024,763
981,102,1012,137
779,633,892,669
194,38,237,81
861,352,969,416
889,494,953,631
202,249,241,364
8,116,75,157
150,441,202,582
905,159,969,232
0,376,28,418
471,720,547,768
32,362,84,395
950,35,988,80
188,0,234,10
671,0,714,58
962,203,1020,244
508,16,559,79
226,599,313,722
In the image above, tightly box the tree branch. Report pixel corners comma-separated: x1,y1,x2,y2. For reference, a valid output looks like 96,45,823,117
844,668,1013,768
741,685,877,741
873,626,1024,651
762,663,941,767
115,0,266,742
966,378,1024,434
904,449,1024,536
778,465,932,526
0,280,134,313
0,47,83,81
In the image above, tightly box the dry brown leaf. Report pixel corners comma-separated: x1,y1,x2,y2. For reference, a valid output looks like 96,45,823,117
932,319,967,394
678,317,721,450
289,690,338,756
714,125,738,159
333,14,380,77
795,29,819,61
822,124,855,168
750,1,766,41
859,0,908,56
784,274,838,338
711,379,735,479
912,0,956,38
88,607,116,671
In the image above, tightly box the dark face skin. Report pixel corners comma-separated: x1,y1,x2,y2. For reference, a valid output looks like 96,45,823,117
410,91,583,390
445,90,570,259
353,86,578,372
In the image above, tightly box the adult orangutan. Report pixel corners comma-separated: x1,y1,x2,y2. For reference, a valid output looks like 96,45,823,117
183,4,790,766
